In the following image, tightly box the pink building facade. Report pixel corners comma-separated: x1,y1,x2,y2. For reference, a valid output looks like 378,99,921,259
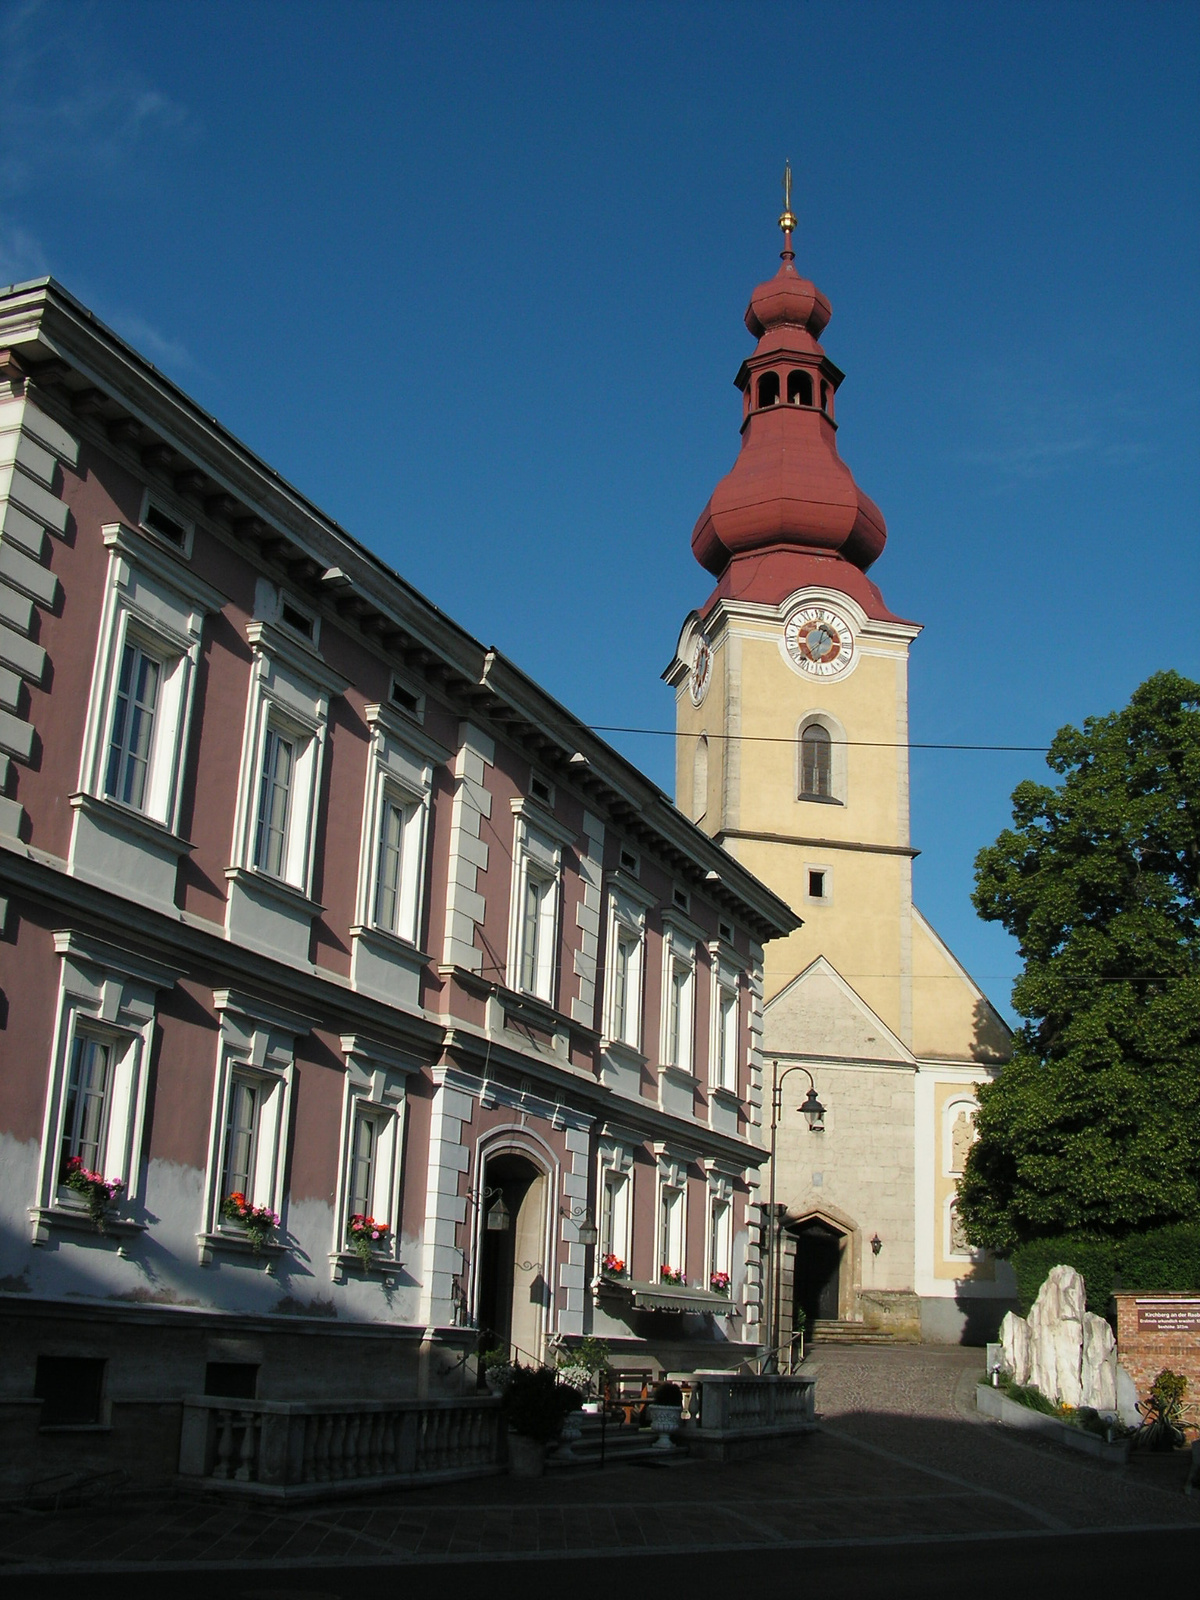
0,281,797,1485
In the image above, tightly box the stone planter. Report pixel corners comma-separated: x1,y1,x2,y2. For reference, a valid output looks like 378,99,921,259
556,1415,583,1460
507,1433,546,1477
647,1402,682,1451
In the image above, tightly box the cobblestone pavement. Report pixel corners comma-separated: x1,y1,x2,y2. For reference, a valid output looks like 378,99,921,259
2,1344,1197,1577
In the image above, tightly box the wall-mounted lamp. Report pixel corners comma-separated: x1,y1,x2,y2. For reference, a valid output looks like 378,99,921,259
870,1233,883,1257
561,1202,598,1248
485,1192,510,1232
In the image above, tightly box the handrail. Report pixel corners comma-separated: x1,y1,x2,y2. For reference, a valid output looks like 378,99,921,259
756,1331,806,1375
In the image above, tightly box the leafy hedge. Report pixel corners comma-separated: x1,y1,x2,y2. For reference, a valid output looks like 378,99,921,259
1119,1223,1200,1292
1010,1235,1116,1314
1011,1223,1200,1311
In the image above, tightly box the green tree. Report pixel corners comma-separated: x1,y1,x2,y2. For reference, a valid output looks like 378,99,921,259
959,671,1200,1253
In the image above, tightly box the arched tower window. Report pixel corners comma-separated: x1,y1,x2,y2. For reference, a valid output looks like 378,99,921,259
787,370,813,406
799,723,832,799
756,371,780,408
692,733,709,822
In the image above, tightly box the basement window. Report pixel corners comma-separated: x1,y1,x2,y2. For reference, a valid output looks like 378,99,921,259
719,919,734,942
35,1356,106,1427
620,848,640,876
672,887,691,913
204,1362,259,1399
530,774,554,806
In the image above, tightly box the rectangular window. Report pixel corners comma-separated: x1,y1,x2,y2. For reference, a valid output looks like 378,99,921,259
659,1185,685,1279
35,1356,106,1427
221,1074,261,1202
601,1170,630,1268
714,985,738,1092
808,869,825,899
348,1109,379,1219
611,930,639,1042
59,1033,112,1182
104,641,162,811
667,961,690,1068
519,868,555,999
253,726,294,878
709,1197,732,1284
374,797,407,932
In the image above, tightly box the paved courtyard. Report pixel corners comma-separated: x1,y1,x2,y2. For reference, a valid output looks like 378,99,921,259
2,1345,1197,1586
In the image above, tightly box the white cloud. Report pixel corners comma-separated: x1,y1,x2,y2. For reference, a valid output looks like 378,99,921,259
0,217,48,285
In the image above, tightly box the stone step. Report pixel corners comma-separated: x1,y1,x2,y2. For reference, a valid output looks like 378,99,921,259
809,1319,917,1345
546,1416,686,1470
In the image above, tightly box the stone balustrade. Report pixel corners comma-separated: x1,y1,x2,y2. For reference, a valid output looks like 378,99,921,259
685,1373,817,1459
179,1394,504,1499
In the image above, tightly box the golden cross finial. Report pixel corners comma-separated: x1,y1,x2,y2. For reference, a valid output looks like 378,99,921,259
779,161,797,234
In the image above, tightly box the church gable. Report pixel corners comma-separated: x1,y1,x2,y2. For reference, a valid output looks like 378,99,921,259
766,956,913,1064
911,909,1011,1064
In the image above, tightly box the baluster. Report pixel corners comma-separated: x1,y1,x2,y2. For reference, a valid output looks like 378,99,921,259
382,1412,398,1474
301,1415,318,1482
415,1409,430,1473
213,1409,236,1479
344,1413,362,1478
329,1413,347,1480
370,1413,385,1475
234,1410,258,1481
313,1414,332,1482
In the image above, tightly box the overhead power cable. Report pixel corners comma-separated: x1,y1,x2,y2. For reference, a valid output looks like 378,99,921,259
589,724,1051,753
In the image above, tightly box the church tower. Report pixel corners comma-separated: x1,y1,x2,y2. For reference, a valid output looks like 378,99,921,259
666,178,1013,1344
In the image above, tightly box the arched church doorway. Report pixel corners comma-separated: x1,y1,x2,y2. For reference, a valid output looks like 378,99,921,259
791,1217,844,1328
476,1151,550,1364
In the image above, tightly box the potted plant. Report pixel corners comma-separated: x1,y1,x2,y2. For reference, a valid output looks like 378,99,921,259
479,1345,514,1395
220,1191,279,1254
660,1265,685,1285
601,1253,627,1280
347,1212,391,1268
501,1364,582,1477
709,1271,731,1296
1136,1369,1189,1453
646,1379,684,1450
62,1156,124,1233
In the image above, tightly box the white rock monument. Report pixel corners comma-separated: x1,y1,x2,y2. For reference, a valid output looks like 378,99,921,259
999,1264,1118,1413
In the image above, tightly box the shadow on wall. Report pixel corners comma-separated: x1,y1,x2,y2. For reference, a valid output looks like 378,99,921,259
972,994,1012,1065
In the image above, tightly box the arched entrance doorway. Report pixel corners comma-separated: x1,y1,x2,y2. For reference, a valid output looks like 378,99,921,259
476,1151,550,1364
790,1216,844,1331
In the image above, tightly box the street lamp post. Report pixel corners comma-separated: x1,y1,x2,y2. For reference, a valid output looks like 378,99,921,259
764,1059,825,1365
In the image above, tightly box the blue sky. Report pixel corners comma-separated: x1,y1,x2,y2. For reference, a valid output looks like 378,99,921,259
2,0,1197,1020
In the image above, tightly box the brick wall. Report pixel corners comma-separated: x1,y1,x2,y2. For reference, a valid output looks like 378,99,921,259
1115,1293,1200,1430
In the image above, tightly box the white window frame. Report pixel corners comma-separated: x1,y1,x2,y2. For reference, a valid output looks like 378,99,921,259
508,797,573,1006
659,917,698,1075
709,1195,732,1283
329,1035,417,1279
654,1147,690,1283
705,1164,737,1284
353,705,437,949
200,990,311,1260
602,876,652,1051
76,524,222,833
32,932,181,1238
228,620,346,900
706,941,743,1094
596,1136,634,1276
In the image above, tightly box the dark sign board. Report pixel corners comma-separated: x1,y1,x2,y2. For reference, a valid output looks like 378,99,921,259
1136,1298,1200,1334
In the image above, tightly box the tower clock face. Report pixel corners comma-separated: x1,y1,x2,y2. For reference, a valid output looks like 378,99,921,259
689,636,712,705
783,605,855,678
